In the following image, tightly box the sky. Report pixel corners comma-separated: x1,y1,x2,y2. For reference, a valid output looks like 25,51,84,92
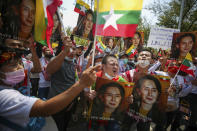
60,0,168,29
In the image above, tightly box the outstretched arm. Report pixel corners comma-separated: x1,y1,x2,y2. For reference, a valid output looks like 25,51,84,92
30,65,101,117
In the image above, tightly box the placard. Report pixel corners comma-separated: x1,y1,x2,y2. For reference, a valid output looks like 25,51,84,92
147,26,180,50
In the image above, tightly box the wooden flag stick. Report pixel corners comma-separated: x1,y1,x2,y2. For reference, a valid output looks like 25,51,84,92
91,0,100,67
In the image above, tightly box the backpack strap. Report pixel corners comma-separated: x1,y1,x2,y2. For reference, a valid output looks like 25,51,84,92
0,116,28,131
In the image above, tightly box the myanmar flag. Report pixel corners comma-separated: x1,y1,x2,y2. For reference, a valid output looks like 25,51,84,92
34,0,62,52
74,0,90,16
180,53,196,77
126,45,137,58
95,0,143,37
96,37,106,53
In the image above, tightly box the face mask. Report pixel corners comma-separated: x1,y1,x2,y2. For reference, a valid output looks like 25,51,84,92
105,47,111,53
95,62,102,66
123,59,128,64
1,69,25,86
137,60,150,68
105,72,114,80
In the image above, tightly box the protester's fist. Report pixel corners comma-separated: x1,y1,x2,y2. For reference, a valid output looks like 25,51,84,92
168,86,176,97
158,50,167,66
79,65,101,87
84,89,97,101
61,35,72,55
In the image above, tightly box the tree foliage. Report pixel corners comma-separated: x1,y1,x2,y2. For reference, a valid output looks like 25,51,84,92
148,0,197,32
137,17,151,45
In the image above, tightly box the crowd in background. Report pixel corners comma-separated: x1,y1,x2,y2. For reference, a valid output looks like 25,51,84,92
0,1,197,131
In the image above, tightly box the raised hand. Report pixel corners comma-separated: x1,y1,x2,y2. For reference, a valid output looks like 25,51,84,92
79,64,101,87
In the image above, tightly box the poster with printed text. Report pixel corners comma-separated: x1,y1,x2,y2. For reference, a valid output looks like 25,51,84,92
147,26,180,50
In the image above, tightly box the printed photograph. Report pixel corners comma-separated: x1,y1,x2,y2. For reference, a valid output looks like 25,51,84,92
89,77,133,121
171,32,197,60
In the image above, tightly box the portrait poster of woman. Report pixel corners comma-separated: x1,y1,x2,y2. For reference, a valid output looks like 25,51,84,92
72,9,94,41
88,77,133,122
170,32,197,61
0,0,36,42
123,31,144,52
126,74,169,126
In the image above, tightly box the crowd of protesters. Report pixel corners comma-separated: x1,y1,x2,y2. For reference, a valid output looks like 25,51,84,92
0,2,197,131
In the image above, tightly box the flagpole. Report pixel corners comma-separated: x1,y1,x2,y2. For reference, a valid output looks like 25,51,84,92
57,8,67,36
91,0,100,66
178,0,185,30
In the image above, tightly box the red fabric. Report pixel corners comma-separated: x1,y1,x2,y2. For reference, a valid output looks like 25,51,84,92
129,50,138,58
93,24,138,37
180,64,195,77
96,71,103,77
46,0,62,54
125,70,132,82
74,7,85,15
21,70,28,86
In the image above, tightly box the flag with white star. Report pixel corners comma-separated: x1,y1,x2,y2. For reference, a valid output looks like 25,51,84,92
180,53,196,77
94,0,143,37
74,0,90,16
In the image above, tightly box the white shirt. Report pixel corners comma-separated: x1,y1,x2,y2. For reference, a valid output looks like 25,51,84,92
39,57,51,88
0,87,38,131
22,58,33,95
180,67,197,95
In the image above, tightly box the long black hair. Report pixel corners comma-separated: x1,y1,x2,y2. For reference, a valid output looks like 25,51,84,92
133,31,143,52
131,75,161,113
74,9,94,41
92,82,125,120
171,33,196,59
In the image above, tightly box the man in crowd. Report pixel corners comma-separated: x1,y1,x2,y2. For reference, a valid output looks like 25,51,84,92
37,46,53,99
85,54,133,131
46,35,78,131
121,49,154,83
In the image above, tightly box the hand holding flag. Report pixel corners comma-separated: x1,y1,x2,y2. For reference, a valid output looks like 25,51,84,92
180,53,196,77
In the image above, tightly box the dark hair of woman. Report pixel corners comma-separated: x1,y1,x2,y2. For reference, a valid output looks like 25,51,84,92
92,82,125,120
171,33,196,59
133,31,143,53
131,75,161,113
74,9,94,41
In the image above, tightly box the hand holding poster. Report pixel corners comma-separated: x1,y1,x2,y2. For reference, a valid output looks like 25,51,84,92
147,26,180,50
